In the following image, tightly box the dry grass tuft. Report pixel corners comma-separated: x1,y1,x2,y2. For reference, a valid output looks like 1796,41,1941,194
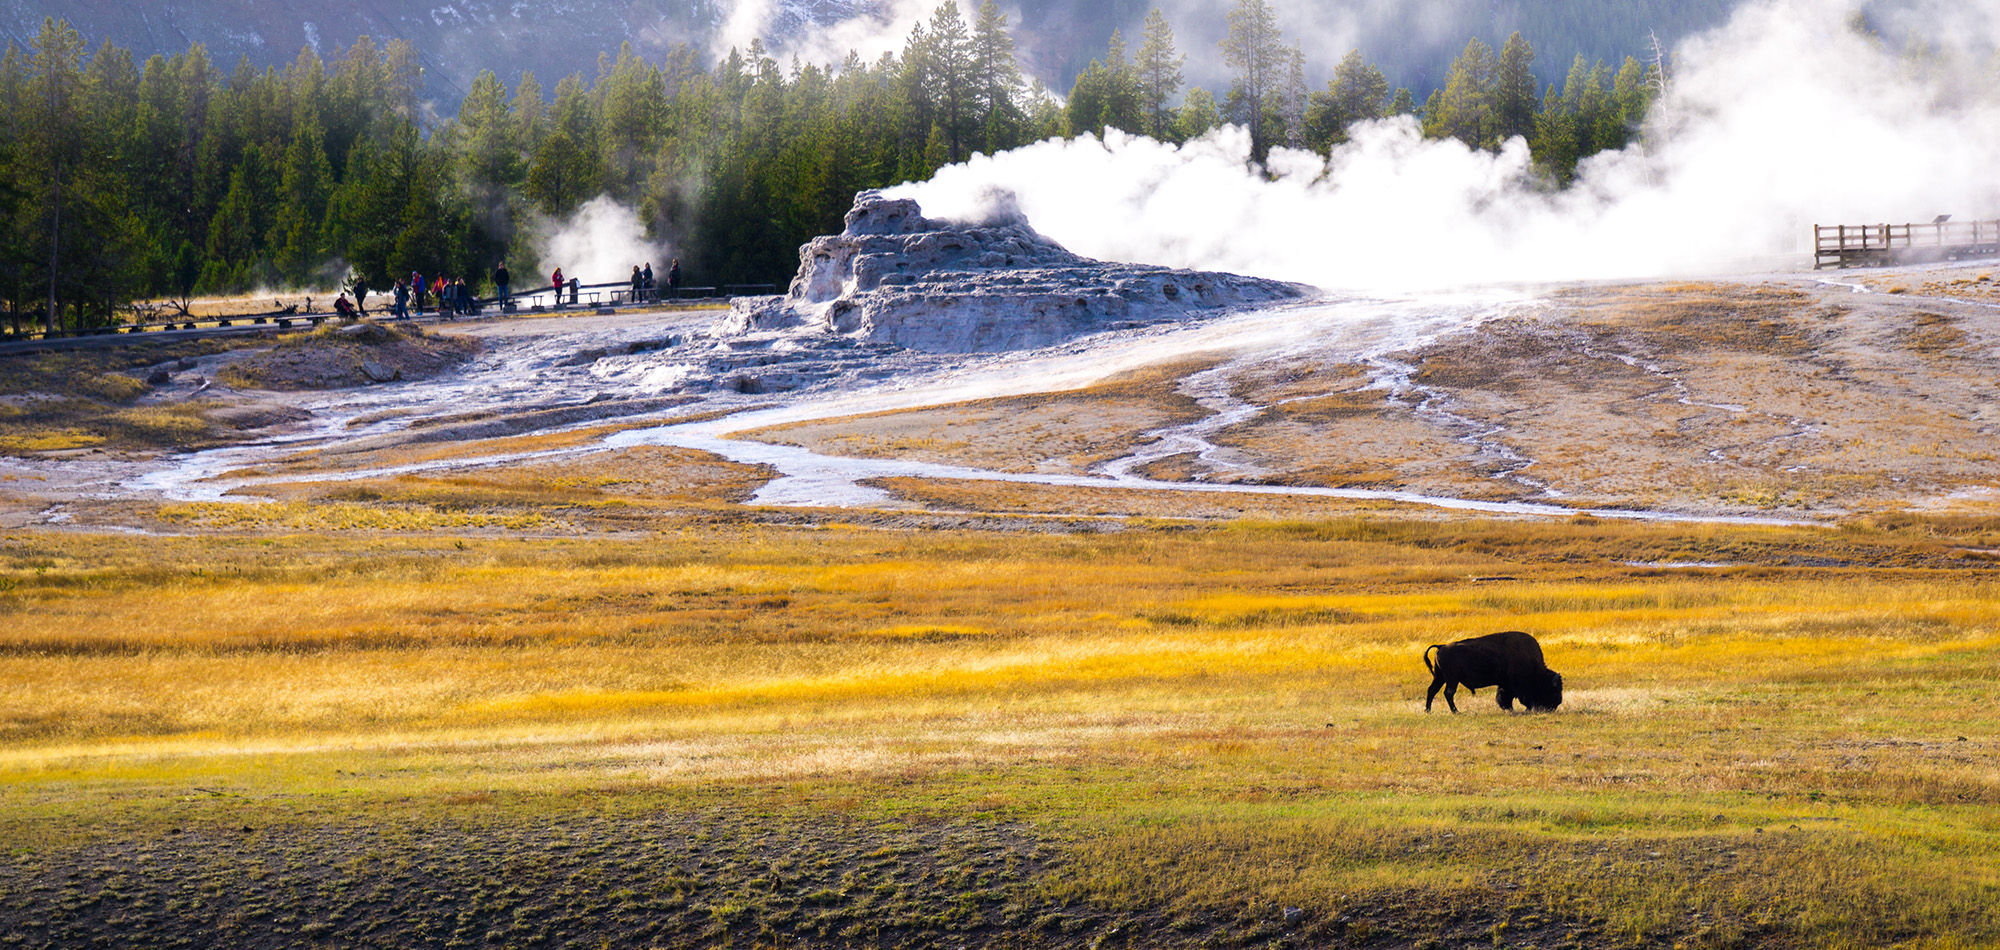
0,341,248,454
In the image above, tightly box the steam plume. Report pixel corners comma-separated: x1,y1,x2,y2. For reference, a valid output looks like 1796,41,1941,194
891,0,2000,290
535,197,671,289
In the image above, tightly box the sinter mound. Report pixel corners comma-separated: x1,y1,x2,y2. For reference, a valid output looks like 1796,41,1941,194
721,190,1310,353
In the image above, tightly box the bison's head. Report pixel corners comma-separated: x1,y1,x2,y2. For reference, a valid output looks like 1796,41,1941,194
1521,670,1563,712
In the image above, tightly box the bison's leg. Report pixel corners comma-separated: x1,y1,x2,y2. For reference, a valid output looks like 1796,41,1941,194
1425,675,1447,712
1496,687,1515,711
1443,682,1460,713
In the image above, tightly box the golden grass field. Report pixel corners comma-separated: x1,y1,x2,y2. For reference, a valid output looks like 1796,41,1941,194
5,512,2000,948
9,277,2000,946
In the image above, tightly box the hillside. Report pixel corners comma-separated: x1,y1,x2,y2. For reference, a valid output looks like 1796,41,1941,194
1,0,1731,110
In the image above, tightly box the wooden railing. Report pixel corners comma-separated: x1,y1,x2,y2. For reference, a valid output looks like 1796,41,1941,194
0,281,779,350
1814,220,2000,269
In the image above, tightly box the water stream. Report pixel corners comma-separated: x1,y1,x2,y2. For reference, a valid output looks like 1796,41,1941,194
104,294,1813,527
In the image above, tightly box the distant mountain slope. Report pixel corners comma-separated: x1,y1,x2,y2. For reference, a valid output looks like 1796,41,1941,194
1,0,1733,113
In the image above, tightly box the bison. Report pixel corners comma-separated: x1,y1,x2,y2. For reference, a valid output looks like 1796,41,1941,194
1423,631,1563,713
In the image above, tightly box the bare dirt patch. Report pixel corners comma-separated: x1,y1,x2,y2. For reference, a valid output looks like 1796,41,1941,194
214,321,480,390
738,358,1219,476
1221,360,1511,500
0,339,275,455
687,278,2000,518
1201,280,2000,516
0,324,476,460
1855,263,2000,303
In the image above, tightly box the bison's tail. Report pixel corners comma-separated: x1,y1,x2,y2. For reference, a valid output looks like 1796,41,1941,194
1422,644,1441,675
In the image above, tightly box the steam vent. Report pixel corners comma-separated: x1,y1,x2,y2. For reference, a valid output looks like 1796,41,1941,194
721,190,1310,353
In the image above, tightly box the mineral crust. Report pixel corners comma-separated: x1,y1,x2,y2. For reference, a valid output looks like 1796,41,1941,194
719,190,1310,353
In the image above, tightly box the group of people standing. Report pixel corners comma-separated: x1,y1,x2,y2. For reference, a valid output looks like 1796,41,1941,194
629,259,681,303
335,257,685,320
355,272,479,319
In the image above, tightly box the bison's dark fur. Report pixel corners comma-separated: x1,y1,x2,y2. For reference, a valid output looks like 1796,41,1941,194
1423,631,1563,713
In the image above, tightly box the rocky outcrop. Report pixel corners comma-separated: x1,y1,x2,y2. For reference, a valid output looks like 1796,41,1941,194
719,191,1310,353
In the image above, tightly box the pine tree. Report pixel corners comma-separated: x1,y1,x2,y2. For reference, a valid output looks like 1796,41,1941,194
1176,86,1220,140
1493,32,1539,144
919,2,974,163
453,70,524,195
1065,31,1141,138
272,111,334,282
1065,59,1108,137
512,71,546,152
1280,45,1307,150
447,70,526,278
1428,37,1494,148
526,74,602,216
1331,49,1389,124
1611,55,1654,133
0,45,25,331
22,18,89,331
970,0,1023,155
382,38,421,123
1021,79,1067,141
203,143,271,291
892,24,933,178
595,44,666,201
1220,0,1285,159
1529,55,1589,178
1100,30,1141,134
1133,8,1184,141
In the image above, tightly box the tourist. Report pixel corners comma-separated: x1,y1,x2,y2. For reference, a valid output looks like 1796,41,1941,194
492,261,510,310
551,267,564,309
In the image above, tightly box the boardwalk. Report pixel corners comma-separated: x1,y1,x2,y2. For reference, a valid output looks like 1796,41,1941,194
1815,219,2000,269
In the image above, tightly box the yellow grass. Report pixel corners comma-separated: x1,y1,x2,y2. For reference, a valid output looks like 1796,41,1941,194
154,500,560,531
4,516,2000,944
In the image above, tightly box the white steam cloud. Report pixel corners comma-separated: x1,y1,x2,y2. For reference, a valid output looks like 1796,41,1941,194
891,0,2000,290
711,0,947,67
536,197,672,290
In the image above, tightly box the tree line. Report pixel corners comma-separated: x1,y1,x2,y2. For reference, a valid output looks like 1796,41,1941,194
0,0,1664,335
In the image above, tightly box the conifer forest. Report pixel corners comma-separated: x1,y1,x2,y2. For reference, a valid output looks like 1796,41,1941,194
0,0,1667,335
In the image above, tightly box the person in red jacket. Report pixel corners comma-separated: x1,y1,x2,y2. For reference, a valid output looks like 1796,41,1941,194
551,267,564,309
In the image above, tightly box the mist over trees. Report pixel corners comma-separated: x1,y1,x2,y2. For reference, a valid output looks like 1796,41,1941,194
2,3,1676,334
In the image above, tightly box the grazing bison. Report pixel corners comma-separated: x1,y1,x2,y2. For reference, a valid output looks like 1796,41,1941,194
1423,631,1563,713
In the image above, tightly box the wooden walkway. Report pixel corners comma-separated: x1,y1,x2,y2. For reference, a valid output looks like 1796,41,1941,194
0,282,776,355
1815,219,2000,269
